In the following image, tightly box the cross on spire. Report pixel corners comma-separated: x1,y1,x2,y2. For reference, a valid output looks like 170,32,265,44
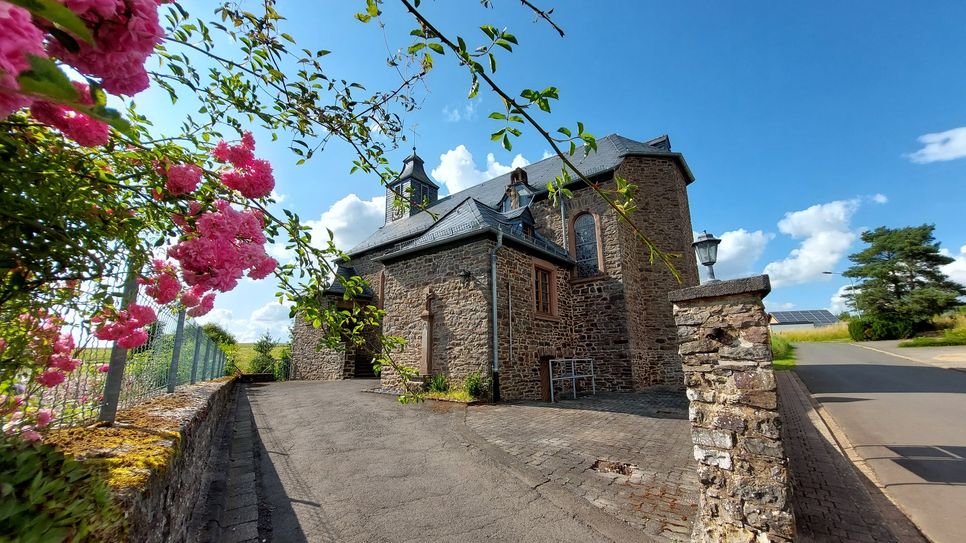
409,122,420,153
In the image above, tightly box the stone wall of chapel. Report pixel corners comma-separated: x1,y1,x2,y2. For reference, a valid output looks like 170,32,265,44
617,156,699,390
379,240,493,389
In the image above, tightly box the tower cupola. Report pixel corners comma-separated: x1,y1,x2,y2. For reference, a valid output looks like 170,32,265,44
385,150,440,224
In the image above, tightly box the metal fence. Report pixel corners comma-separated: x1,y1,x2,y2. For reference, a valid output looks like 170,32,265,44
34,276,229,429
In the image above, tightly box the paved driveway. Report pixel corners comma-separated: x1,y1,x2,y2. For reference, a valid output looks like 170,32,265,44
795,342,966,543
244,381,619,542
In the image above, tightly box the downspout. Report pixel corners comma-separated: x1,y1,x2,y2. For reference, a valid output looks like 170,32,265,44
491,231,504,402
558,179,568,248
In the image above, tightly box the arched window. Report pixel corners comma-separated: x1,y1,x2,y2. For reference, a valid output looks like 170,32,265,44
573,213,601,277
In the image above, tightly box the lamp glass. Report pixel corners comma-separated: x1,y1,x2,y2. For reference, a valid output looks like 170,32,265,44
692,231,721,267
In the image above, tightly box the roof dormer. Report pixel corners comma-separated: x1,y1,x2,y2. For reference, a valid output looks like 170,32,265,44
498,167,533,213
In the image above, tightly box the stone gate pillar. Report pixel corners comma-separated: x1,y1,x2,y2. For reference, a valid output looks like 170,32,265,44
668,275,794,542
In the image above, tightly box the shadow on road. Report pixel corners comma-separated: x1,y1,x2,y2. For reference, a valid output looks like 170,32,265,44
507,390,689,419
796,363,966,394
241,385,311,543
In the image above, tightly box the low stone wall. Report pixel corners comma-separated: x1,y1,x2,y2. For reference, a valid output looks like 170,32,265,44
669,275,794,542
47,379,236,543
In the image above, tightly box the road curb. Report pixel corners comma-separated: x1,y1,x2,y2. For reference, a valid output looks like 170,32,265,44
784,371,929,543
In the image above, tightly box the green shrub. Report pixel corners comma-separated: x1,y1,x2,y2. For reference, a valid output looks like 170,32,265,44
848,317,916,341
463,371,490,399
249,332,277,374
770,334,793,360
427,373,449,393
0,436,125,542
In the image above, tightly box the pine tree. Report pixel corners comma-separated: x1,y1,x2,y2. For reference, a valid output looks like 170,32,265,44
844,225,965,326
250,332,277,374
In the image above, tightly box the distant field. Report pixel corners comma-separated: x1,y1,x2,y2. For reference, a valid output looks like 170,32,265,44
774,322,850,343
229,343,289,373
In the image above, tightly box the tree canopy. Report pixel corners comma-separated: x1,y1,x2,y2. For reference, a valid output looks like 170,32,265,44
844,224,965,325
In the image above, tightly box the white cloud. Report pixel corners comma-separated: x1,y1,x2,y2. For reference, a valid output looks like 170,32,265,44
270,190,287,203
541,150,554,160
906,127,966,163
431,145,529,194
941,245,966,286
763,199,860,288
767,302,796,312
442,100,478,123
197,301,293,343
305,193,386,252
697,229,773,281
872,193,888,204
828,284,852,315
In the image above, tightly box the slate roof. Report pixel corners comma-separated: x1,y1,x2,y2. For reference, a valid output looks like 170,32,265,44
376,197,572,263
770,310,839,325
349,133,693,257
323,265,375,299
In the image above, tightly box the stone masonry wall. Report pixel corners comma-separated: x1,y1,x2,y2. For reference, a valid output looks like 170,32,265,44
618,156,699,390
380,239,493,389
670,276,794,542
529,179,635,392
290,313,347,380
496,245,572,400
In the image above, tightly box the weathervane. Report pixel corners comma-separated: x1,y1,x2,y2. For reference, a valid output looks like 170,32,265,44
409,122,419,153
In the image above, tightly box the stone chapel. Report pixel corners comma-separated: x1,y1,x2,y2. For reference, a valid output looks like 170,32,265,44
291,133,699,400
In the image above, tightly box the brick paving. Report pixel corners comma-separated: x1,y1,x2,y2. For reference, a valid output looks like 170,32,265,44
465,391,698,541
776,372,926,543
465,379,926,543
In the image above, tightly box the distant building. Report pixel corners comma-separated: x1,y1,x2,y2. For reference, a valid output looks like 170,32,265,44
769,310,839,332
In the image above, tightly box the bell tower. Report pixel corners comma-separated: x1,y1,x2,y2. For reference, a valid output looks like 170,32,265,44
385,149,440,224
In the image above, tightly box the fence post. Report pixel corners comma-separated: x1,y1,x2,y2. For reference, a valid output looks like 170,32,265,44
166,309,187,393
201,339,211,381
218,349,225,377
190,326,202,384
99,265,140,424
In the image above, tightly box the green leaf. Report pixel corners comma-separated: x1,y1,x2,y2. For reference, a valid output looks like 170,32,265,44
7,0,94,44
489,53,497,73
408,42,426,54
488,111,506,120
427,43,445,54
16,55,80,102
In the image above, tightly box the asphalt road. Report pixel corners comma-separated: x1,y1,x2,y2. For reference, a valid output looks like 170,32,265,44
795,342,966,543
243,380,619,543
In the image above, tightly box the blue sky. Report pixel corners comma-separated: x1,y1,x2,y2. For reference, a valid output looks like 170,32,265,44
141,1,966,341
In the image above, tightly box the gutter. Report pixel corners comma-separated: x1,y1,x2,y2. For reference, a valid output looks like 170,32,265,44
490,231,503,402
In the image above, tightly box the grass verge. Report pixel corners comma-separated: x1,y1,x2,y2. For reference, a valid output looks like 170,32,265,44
227,343,288,373
898,327,966,348
770,333,796,371
774,322,851,343
424,389,476,403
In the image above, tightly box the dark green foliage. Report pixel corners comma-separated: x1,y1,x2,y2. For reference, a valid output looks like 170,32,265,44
427,373,449,393
0,436,125,542
844,225,965,328
249,332,277,374
202,323,237,346
848,317,916,341
275,345,291,381
899,327,966,347
463,371,490,399
770,334,794,360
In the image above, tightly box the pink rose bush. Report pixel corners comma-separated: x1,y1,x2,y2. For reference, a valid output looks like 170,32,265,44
0,3,45,117
214,132,276,199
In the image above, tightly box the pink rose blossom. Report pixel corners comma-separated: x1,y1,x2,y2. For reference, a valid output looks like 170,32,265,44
220,158,275,199
22,428,42,442
97,364,110,373
30,95,110,147
52,0,164,96
35,409,53,428
212,132,255,167
141,259,182,304
187,292,215,317
165,163,203,195
118,329,149,349
36,370,66,388
0,3,46,117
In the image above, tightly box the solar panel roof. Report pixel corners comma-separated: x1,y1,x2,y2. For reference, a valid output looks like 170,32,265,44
770,310,839,325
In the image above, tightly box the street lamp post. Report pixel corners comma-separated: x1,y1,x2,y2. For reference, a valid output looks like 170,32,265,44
693,230,722,282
